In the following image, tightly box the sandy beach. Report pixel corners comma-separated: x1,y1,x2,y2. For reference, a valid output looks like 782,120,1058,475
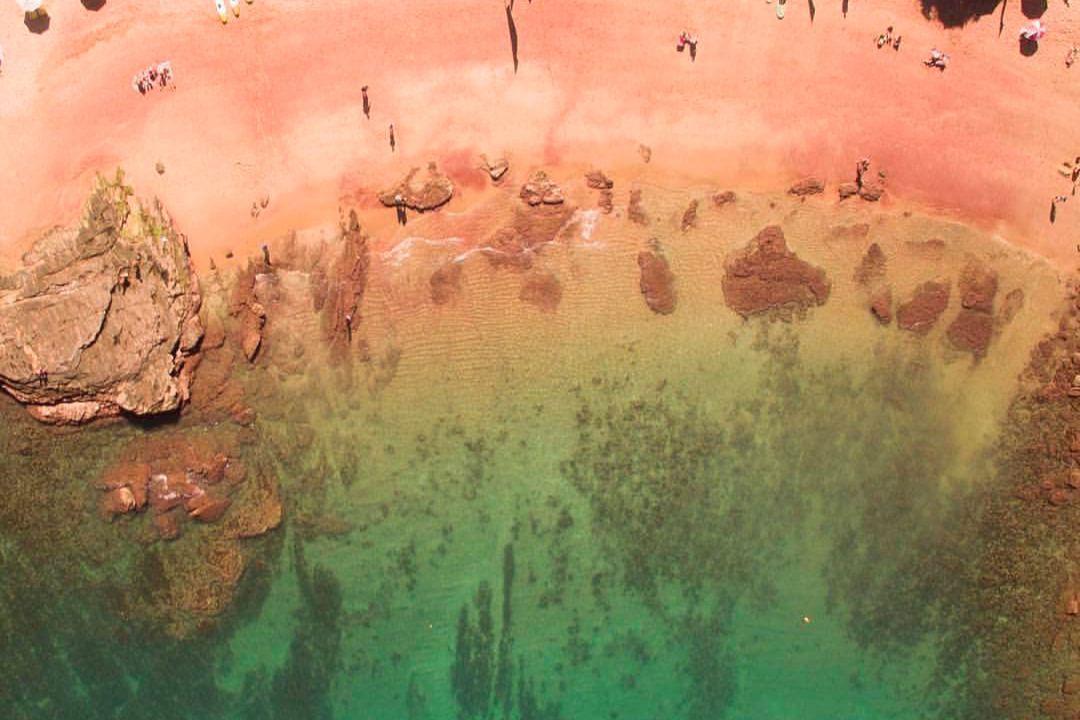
1,0,1078,271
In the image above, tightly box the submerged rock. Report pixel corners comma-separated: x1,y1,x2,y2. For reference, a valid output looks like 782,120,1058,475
378,162,454,212
584,170,614,190
948,259,1000,356
721,225,831,318
681,199,699,232
0,170,203,424
519,271,563,313
637,248,676,315
628,189,649,225
897,281,951,334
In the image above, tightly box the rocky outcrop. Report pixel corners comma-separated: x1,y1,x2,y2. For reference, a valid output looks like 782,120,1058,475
637,247,676,315
897,281,951,334
855,243,893,325
378,162,454,212
520,171,564,206
722,225,831,319
321,210,370,358
788,177,825,197
92,430,282,638
0,171,203,424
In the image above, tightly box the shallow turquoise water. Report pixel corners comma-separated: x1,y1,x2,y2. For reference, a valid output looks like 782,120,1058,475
0,320,1014,720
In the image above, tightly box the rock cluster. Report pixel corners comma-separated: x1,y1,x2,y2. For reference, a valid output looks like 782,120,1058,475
519,170,565,206
854,243,892,324
722,225,831,318
585,170,614,213
0,171,203,424
946,260,999,356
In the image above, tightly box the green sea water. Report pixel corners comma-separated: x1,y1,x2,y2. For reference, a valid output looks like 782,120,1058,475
0,195,1069,720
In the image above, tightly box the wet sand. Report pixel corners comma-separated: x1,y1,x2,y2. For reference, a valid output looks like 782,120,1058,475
1,1,1079,272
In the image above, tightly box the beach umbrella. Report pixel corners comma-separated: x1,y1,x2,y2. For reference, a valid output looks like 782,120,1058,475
15,0,42,11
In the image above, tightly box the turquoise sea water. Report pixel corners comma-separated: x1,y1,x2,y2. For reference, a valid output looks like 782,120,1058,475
0,200,1068,719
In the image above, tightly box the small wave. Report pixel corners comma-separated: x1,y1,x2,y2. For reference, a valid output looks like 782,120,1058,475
380,236,466,267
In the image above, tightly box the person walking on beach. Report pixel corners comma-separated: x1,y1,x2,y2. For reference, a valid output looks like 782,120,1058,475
261,243,272,266
389,123,396,152
362,85,370,119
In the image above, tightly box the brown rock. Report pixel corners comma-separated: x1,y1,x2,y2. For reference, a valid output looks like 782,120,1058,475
637,249,676,315
947,311,994,356
628,189,649,225
638,144,652,163
482,156,509,182
788,177,825,197
958,260,999,314
1069,469,1080,489
148,473,185,514
854,243,887,285
1000,288,1025,324
206,453,229,484
831,223,870,240
519,271,563,313
101,487,137,521
224,458,248,486
721,226,831,318
712,191,736,207
1063,676,1080,694
241,327,262,362
896,281,951,334
152,509,180,540
520,171,564,206
598,189,614,214
681,200,699,232
485,203,573,270
99,461,151,492
585,170,614,190
230,404,256,427
377,162,454,212
838,182,859,200
1050,489,1071,506
0,172,203,424
870,290,893,325
857,183,884,202
190,497,231,523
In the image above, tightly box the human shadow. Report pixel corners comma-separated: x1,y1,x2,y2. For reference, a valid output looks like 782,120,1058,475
81,0,107,10
23,12,50,34
918,0,1003,27
1020,0,1047,17
506,3,518,73
809,0,816,22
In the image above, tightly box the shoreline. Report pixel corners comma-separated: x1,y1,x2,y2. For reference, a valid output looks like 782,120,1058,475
2,1,1080,272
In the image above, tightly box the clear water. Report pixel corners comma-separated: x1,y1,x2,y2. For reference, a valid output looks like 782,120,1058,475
0,194,1067,720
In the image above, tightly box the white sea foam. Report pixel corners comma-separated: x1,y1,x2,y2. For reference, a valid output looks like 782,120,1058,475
380,236,466,267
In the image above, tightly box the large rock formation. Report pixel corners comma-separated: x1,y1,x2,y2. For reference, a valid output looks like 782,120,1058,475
378,162,454,212
0,171,203,424
722,225,831,318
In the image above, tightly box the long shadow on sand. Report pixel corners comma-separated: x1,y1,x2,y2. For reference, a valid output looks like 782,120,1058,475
918,0,1002,27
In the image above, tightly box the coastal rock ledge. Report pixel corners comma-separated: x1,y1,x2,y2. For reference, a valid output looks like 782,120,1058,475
0,171,203,424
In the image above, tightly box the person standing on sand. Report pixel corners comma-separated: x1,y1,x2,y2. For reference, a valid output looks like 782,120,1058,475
389,123,396,152
362,85,370,118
